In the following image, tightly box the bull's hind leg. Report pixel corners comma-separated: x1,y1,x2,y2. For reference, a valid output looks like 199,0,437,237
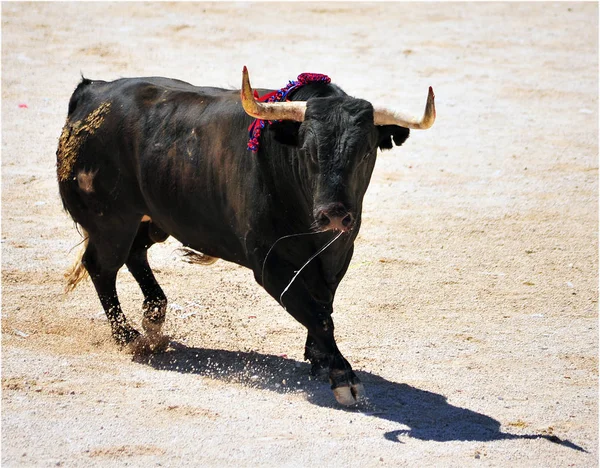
82,231,141,346
125,222,170,354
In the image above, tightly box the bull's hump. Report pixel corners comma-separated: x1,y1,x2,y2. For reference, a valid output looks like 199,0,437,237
134,85,208,109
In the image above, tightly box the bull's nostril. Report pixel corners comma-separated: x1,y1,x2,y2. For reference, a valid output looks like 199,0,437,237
317,212,330,226
342,214,353,227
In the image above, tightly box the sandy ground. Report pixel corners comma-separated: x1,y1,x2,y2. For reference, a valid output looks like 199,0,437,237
1,2,598,466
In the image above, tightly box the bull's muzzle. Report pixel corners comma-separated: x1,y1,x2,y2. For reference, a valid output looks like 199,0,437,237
314,203,355,233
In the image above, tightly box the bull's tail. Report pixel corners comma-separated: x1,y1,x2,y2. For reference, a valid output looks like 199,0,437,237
65,227,89,293
177,247,219,265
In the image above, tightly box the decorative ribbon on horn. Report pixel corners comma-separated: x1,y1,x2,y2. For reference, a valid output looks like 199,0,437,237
247,73,331,153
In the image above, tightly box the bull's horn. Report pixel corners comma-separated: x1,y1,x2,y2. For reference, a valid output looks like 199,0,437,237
373,87,436,129
241,66,306,122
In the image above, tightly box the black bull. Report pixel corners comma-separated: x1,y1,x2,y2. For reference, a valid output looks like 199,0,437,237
57,68,435,405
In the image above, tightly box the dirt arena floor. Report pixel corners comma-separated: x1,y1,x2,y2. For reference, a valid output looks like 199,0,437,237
2,2,598,466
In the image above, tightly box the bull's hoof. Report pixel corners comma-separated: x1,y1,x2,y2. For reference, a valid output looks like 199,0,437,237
128,333,170,357
142,303,166,334
141,316,165,336
330,370,366,406
114,326,141,347
333,382,366,406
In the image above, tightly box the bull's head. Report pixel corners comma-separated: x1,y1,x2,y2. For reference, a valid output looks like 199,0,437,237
241,67,435,234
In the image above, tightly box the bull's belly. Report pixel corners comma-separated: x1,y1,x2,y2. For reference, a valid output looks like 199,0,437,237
148,214,251,269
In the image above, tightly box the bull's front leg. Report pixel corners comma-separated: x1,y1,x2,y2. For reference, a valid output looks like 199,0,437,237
295,300,365,405
254,238,363,405
304,333,329,377
263,272,365,405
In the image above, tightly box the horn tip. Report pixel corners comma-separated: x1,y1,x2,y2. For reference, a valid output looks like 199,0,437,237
428,86,435,100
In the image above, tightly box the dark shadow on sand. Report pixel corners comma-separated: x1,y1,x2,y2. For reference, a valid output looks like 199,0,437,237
136,341,586,452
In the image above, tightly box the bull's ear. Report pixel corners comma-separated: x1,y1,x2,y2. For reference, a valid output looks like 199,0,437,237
377,125,410,151
269,121,301,147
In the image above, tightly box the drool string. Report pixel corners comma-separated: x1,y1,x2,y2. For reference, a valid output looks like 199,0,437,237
279,231,343,310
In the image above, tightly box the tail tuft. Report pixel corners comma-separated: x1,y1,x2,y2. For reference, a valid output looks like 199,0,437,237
64,230,89,293
177,247,219,265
